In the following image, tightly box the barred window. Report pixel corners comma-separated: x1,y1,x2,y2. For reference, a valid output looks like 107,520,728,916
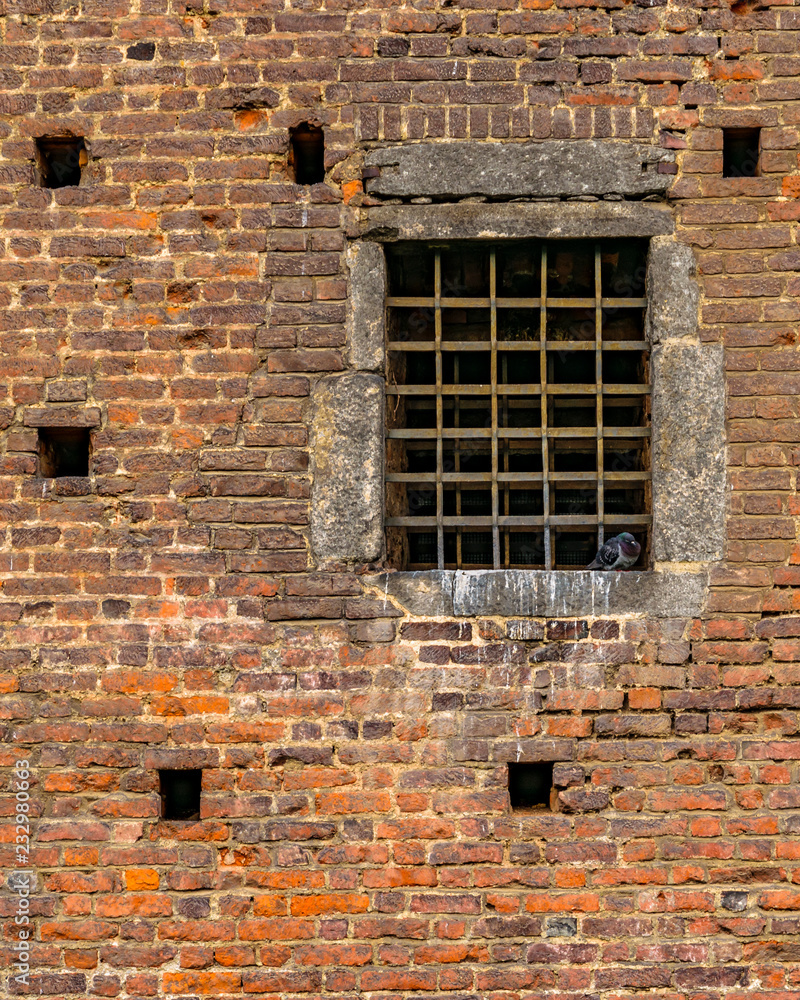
385,239,651,570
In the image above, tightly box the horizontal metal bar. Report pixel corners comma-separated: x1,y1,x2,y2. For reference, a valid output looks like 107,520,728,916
603,298,648,308
547,297,593,308
546,384,650,395
389,296,647,310
549,514,652,526
497,298,539,308
388,514,652,528
546,426,649,438
550,471,650,482
387,427,492,440
387,516,544,527
596,427,650,438
387,472,487,483
388,296,490,308
387,470,650,484
545,297,647,309
601,341,648,351
389,384,648,396
543,341,596,352
388,426,648,441
387,472,545,483
389,428,561,440
544,340,647,352
389,384,541,397
389,385,485,396
388,340,648,352
497,428,544,439
389,340,485,351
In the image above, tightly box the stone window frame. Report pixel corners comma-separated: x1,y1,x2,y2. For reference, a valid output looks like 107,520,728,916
310,143,725,617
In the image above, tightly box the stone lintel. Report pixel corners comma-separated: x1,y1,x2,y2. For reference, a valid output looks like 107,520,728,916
24,408,101,427
365,141,674,200
359,201,674,244
366,569,708,619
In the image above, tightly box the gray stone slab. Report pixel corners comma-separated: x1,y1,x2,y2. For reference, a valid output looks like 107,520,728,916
546,917,578,937
651,342,726,563
646,237,700,343
365,141,674,199
360,201,674,243
346,241,385,372
492,739,576,762
310,373,385,566
365,569,708,618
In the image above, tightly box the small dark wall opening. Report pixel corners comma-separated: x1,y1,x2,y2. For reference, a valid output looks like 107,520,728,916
159,769,202,821
127,41,156,61
723,128,760,178
38,428,90,478
508,761,554,810
290,124,325,185
35,137,85,188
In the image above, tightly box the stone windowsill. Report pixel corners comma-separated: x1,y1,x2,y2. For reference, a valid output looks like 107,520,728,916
365,569,708,619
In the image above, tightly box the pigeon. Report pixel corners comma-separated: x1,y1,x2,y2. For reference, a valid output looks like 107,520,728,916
587,532,641,571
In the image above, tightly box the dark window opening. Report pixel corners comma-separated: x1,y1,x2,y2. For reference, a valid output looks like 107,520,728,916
35,137,85,188
290,124,325,185
508,761,553,810
159,769,202,821
38,428,90,478
723,128,760,178
385,239,651,571
127,41,156,61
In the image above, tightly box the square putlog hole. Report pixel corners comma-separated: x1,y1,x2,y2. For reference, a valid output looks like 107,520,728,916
508,761,554,810
35,137,86,188
38,428,90,478
159,769,202,821
290,123,325,185
722,128,760,178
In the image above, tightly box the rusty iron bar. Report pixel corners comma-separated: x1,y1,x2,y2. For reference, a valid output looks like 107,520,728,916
434,251,444,569
389,341,648,353
490,250,500,568
386,514,652,528
387,296,647,309
387,383,650,395
540,244,552,569
387,471,650,483
595,243,605,549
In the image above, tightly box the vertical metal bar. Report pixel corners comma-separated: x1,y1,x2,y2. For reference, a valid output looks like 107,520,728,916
502,354,509,569
595,243,604,551
435,251,444,569
490,250,499,569
455,354,462,569
540,244,552,569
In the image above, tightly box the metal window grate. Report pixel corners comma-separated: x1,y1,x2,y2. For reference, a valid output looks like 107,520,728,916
385,240,652,570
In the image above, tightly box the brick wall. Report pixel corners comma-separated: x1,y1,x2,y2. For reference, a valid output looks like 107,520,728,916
3,1,800,997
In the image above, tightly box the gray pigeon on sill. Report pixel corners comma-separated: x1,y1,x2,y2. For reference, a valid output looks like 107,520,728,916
587,532,641,571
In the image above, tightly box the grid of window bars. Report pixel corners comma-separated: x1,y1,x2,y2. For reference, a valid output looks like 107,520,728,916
385,240,652,570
